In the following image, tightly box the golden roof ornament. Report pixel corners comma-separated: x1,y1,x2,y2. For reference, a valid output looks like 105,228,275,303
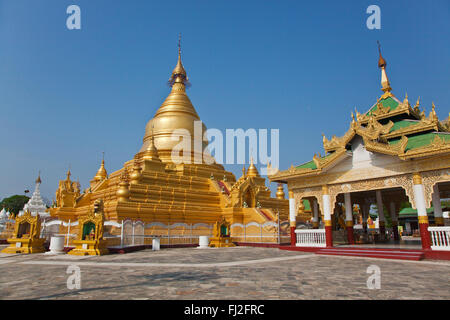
414,96,421,112
94,152,108,181
403,92,409,105
276,183,285,200
377,41,392,93
247,157,260,177
143,126,161,161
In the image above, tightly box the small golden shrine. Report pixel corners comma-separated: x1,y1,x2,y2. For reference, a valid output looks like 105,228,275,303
68,200,108,256
209,217,235,247
2,210,45,254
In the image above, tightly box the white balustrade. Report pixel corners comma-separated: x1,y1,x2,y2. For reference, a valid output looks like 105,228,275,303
295,229,326,247
428,226,450,251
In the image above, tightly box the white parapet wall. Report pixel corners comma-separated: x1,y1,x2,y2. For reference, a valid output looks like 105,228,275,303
295,229,326,247
428,226,450,251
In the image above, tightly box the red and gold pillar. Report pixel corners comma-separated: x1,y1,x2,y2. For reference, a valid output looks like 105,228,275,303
322,186,333,248
289,190,296,246
344,193,354,245
413,173,431,250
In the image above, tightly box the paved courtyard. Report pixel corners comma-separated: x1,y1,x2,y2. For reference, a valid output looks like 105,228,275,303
0,246,449,300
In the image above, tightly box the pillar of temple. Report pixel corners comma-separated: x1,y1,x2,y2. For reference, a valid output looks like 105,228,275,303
322,186,333,247
362,203,369,232
413,173,431,250
390,202,400,241
312,199,319,229
344,193,354,244
376,190,386,238
289,190,296,246
432,184,444,226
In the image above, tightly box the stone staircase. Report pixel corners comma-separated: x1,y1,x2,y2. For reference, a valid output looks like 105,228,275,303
316,247,425,261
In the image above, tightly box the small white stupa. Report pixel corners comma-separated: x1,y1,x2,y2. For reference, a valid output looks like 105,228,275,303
0,208,7,220
22,173,50,218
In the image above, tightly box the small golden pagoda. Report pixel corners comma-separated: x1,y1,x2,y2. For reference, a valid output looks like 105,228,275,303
49,39,289,243
2,210,45,254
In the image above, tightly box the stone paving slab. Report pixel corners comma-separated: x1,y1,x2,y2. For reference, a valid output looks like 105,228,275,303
0,247,449,300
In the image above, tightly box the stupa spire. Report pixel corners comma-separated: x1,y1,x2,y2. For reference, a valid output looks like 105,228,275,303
169,33,189,88
35,171,42,184
94,152,108,181
377,41,392,93
247,157,260,177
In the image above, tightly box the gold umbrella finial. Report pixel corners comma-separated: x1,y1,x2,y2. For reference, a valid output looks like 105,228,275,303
169,33,189,87
377,41,391,93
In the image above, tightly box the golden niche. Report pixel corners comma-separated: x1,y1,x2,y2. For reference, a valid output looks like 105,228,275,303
68,200,108,256
209,217,235,248
2,210,45,254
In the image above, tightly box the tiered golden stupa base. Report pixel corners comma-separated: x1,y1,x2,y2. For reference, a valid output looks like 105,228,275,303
2,238,45,254
209,236,235,248
68,239,109,256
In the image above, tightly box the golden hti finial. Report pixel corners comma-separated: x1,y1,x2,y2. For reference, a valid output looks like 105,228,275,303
168,33,189,87
377,41,392,93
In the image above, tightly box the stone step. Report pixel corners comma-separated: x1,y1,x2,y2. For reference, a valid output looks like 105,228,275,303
316,247,424,261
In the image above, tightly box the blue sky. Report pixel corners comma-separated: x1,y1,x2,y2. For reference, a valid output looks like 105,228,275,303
0,0,449,201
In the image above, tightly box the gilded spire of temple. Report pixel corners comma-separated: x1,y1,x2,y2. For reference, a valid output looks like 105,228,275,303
377,41,392,93
247,157,260,177
143,125,161,161
94,152,108,181
139,35,207,163
168,33,189,87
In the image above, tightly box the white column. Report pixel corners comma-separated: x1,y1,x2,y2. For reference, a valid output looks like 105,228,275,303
322,194,331,222
413,181,427,217
432,184,443,224
344,193,353,222
289,192,296,227
412,173,431,249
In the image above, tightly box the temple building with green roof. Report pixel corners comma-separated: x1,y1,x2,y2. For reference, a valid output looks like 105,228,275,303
270,45,450,251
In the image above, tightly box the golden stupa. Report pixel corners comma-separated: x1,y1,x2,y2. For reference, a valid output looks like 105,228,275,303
49,41,288,237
